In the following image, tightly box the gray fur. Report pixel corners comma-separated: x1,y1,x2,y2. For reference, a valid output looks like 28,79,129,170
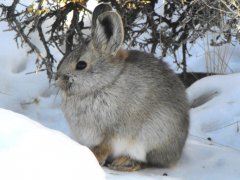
56,4,189,167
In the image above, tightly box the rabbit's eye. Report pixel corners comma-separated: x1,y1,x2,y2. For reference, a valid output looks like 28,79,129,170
76,61,87,70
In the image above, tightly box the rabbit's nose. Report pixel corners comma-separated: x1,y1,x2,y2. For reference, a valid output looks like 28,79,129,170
55,74,59,81
55,74,69,81
62,74,69,81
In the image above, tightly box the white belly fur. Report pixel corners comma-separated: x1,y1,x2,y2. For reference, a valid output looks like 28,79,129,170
111,137,147,162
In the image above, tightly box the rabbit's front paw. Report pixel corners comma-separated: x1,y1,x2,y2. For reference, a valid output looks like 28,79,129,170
92,144,112,166
108,156,146,172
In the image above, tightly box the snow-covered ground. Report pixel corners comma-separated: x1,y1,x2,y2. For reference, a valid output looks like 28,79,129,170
1,2,240,180
0,109,105,180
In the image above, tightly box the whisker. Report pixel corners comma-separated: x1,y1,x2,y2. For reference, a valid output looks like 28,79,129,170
50,82,58,88
48,81,61,104
54,88,61,104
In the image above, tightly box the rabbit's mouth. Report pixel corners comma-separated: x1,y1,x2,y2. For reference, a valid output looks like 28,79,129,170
55,74,73,93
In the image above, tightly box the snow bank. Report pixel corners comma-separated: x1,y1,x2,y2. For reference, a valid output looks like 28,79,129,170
187,73,240,149
0,109,105,180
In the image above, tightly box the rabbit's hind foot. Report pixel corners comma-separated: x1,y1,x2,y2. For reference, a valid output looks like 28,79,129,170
108,156,146,172
92,144,112,166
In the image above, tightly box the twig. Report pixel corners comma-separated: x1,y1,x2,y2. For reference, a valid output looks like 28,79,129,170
25,69,46,75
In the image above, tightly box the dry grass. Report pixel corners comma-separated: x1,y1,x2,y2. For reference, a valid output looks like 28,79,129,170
204,33,235,74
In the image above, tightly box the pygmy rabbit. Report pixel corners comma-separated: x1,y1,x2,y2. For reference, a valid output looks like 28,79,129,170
56,3,189,172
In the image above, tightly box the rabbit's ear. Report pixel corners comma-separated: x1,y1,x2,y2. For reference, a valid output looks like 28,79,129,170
92,3,112,31
91,10,124,55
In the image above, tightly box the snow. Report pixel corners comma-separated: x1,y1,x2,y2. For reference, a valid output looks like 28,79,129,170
187,73,240,149
0,109,105,180
1,1,240,179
